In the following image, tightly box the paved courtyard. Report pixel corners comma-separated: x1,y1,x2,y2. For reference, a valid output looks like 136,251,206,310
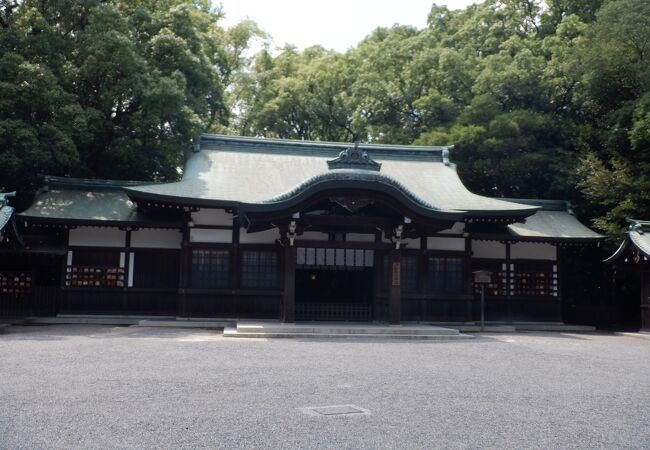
0,325,649,449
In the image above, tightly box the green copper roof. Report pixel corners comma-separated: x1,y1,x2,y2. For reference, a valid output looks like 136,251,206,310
604,219,650,263
0,192,15,233
506,199,603,241
125,134,538,218
19,177,182,227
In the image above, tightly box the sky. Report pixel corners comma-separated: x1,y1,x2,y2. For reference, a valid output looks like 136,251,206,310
217,1,479,52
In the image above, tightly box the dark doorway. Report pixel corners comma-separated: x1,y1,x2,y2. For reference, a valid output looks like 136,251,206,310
295,268,373,321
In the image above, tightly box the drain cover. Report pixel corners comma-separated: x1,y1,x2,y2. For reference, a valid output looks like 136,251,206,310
303,405,370,416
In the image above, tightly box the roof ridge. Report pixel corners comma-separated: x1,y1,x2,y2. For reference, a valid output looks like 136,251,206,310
499,198,569,211
43,176,156,190
198,134,452,162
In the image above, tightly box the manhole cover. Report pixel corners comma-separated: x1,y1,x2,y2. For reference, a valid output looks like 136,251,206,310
302,405,370,416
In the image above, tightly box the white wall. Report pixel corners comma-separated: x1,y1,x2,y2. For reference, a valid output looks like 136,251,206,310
240,227,280,244
511,242,557,260
300,231,329,241
347,233,375,243
403,238,421,249
472,240,506,259
439,222,465,234
191,208,232,226
382,236,421,249
189,228,232,243
427,237,465,251
69,227,125,247
131,229,182,249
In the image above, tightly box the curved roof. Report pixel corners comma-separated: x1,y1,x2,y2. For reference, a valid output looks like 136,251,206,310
0,192,15,233
19,177,183,228
125,134,538,219
504,199,603,241
604,219,650,263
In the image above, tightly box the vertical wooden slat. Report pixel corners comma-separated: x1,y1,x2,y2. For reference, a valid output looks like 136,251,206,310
389,249,401,324
282,243,295,323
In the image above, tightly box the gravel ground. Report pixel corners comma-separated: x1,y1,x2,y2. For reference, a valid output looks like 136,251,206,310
0,325,649,449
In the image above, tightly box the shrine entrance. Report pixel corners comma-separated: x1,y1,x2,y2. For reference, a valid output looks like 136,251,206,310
294,247,375,321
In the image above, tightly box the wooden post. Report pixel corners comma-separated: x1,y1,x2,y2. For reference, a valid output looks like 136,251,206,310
465,235,473,322
372,231,382,321
178,221,190,318
389,249,401,324
506,241,512,322
640,266,649,331
282,243,296,323
122,229,131,311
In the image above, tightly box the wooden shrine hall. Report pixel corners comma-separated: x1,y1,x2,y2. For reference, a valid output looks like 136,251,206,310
605,219,650,331
0,134,603,323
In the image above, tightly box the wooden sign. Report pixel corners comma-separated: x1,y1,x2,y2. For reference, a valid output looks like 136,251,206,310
392,261,401,287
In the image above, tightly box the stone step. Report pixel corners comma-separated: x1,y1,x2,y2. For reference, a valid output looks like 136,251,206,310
453,325,517,333
24,316,141,326
515,324,596,332
223,327,473,340
57,314,176,320
0,323,10,333
138,320,232,329
235,324,460,336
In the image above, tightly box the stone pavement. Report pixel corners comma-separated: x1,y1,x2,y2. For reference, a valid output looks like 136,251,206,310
0,325,649,449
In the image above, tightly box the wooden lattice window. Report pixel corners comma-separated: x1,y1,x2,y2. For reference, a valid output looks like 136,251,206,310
241,250,279,289
190,249,230,289
428,256,464,294
400,255,418,294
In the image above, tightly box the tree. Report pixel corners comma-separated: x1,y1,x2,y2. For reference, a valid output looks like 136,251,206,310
575,0,650,239
0,0,256,207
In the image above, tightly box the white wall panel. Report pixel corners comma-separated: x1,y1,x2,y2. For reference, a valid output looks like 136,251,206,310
403,238,421,250
189,228,232,243
131,229,182,249
240,228,279,244
427,237,465,251
511,242,556,260
300,231,328,241
439,222,465,234
191,208,232,226
346,233,375,243
69,227,125,247
472,240,506,259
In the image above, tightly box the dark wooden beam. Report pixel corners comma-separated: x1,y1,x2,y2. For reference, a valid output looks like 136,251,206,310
282,243,296,323
389,249,401,324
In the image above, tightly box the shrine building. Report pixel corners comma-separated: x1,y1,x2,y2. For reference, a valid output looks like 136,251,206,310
0,134,603,324
605,219,650,331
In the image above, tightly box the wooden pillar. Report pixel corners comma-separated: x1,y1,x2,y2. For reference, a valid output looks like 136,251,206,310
282,243,296,323
372,231,383,321
231,214,241,289
122,229,131,311
418,237,427,322
178,223,190,318
506,241,512,322
465,235,473,322
389,249,401,324
556,245,564,323
641,267,650,331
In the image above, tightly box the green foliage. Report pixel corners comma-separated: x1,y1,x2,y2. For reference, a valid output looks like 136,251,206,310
0,0,258,206
228,0,650,241
2,0,650,241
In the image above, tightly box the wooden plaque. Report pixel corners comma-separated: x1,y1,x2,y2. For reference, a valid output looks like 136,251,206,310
392,261,401,287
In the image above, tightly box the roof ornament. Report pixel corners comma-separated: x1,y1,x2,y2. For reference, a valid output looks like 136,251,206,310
327,142,381,171
0,192,15,208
